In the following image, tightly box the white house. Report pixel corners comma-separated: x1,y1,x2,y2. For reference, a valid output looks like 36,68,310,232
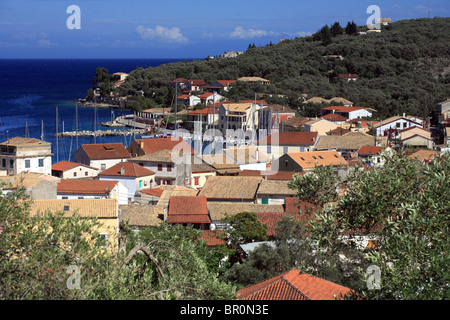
51,160,99,179
98,162,156,202
373,115,424,137
321,106,374,120
0,137,52,176
57,179,129,205
72,143,131,172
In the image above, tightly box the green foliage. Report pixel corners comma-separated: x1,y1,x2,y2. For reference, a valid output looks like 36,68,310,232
222,212,268,248
294,152,450,299
0,191,237,300
116,18,450,119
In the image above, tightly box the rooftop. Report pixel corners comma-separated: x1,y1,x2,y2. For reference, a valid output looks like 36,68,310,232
29,199,118,218
286,151,348,169
237,268,353,300
57,179,119,194
258,132,317,146
167,196,210,224
256,180,296,196
52,160,99,172
99,162,155,178
198,176,263,201
79,143,131,160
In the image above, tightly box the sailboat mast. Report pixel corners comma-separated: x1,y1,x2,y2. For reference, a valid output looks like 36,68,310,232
56,106,59,163
174,80,178,132
76,102,78,149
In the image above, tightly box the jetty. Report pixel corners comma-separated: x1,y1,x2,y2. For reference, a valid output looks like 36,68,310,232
55,128,148,138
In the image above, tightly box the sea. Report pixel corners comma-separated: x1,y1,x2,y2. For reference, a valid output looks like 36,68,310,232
0,58,184,163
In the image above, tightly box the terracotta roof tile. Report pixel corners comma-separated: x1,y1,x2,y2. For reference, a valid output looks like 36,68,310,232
199,230,226,246
57,179,118,194
167,196,210,224
52,160,99,172
237,268,353,300
286,151,348,169
239,170,301,181
258,132,318,146
132,138,195,155
80,143,131,160
198,176,262,200
99,162,155,177
29,199,118,218
357,146,382,155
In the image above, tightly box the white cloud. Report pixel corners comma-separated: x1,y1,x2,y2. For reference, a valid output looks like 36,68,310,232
230,26,279,39
136,25,188,43
36,39,58,47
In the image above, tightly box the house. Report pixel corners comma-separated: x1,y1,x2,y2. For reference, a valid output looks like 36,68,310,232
283,117,310,132
238,77,270,85
313,131,379,159
221,51,244,58
198,92,225,105
260,105,297,128
321,113,349,125
222,146,269,171
321,106,374,120
186,106,220,131
98,162,156,202
208,80,236,93
357,146,383,165
170,78,186,89
166,196,211,230
278,151,348,172
177,94,201,107
236,268,353,300
373,115,424,137
0,137,52,176
199,154,242,176
51,160,99,179
337,74,358,81
398,126,434,149
407,149,441,162
208,202,285,230
29,199,119,253
128,149,191,187
258,132,318,159
304,119,338,136
72,143,131,172
137,108,168,123
256,180,296,205
119,204,164,232
0,171,58,199
190,158,215,189
326,127,352,136
56,179,129,205
127,137,195,158
198,176,263,203
112,72,128,81
438,99,450,122
183,79,207,92
219,102,261,134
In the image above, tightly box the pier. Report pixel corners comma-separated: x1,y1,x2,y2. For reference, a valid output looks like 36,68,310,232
54,128,149,138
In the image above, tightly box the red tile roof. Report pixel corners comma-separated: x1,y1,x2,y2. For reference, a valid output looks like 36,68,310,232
80,143,131,160
99,162,155,177
167,196,211,224
57,179,118,194
237,268,353,300
257,212,297,236
133,138,195,155
200,230,226,246
357,146,382,155
284,198,321,220
140,188,165,197
185,79,207,86
322,106,367,113
322,113,348,122
188,107,219,116
52,160,99,172
258,132,318,146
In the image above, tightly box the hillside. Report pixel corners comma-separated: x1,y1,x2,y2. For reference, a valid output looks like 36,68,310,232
116,18,450,119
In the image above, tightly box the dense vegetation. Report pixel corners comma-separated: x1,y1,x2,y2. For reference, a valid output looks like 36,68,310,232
107,18,450,119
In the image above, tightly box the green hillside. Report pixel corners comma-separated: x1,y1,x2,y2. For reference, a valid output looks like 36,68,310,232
116,17,450,119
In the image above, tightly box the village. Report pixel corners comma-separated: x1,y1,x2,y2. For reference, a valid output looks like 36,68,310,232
1,71,450,300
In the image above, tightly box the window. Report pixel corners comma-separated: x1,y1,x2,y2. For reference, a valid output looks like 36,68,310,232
167,164,172,172
158,164,163,171
10,159,14,168
38,158,44,167
78,197,84,199
139,180,142,189
101,164,106,171
194,177,200,186
85,171,88,176
97,234,109,248
1,158,5,168
73,172,77,177
283,146,288,154
25,159,30,168
267,146,272,154
262,198,269,204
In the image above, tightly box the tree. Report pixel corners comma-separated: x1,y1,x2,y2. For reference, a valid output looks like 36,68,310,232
330,22,344,37
292,152,450,299
345,21,358,35
222,212,268,249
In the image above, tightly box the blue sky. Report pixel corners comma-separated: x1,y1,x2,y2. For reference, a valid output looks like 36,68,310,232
0,0,448,59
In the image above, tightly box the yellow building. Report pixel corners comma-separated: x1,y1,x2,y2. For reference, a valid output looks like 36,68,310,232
304,119,338,136
29,199,119,253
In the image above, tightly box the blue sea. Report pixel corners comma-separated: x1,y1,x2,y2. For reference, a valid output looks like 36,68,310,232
0,59,184,163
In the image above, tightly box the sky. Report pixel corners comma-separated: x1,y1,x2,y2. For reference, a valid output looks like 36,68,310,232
0,0,448,59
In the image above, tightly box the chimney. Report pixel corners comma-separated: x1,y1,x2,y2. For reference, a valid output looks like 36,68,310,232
120,166,125,175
